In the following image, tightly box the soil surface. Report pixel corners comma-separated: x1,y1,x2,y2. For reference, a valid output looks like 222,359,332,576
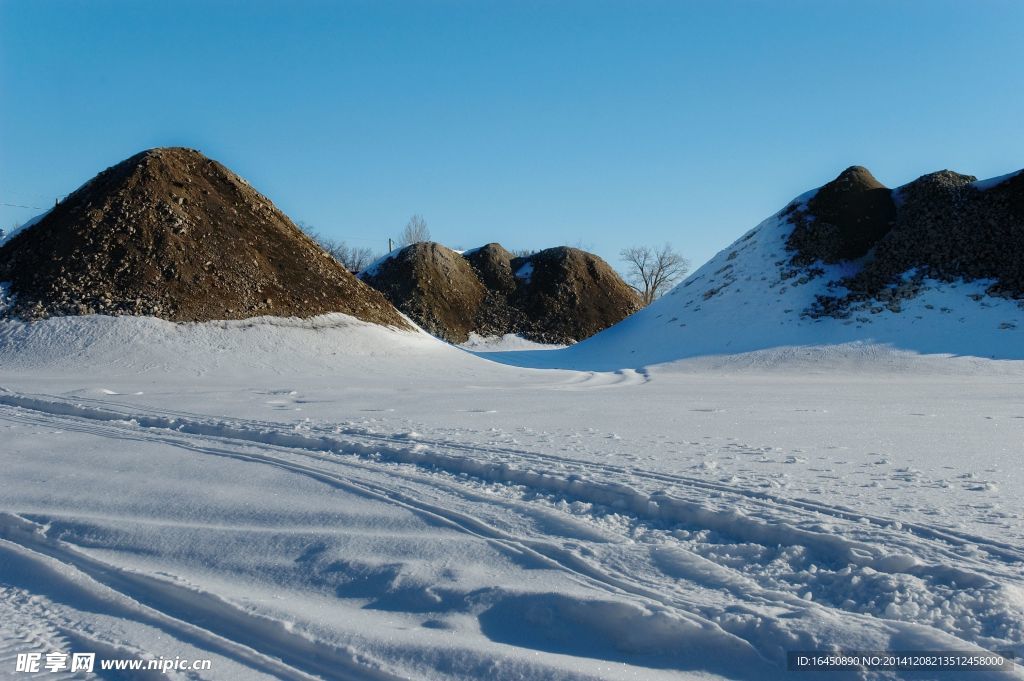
0,148,410,328
358,242,487,342
362,243,640,344
510,246,642,344
786,165,896,264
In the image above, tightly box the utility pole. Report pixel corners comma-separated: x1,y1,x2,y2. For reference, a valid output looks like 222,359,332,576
388,237,394,252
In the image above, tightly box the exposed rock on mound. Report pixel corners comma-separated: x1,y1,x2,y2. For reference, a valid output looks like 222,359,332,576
790,167,1024,317
840,171,979,296
361,242,640,344
465,243,517,295
511,247,642,344
997,170,1024,217
463,243,530,338
786,166,896,264
359,242,486,342
0,148,409,328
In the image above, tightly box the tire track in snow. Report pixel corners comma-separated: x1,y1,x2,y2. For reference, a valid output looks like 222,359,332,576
18,388,1022,568
0,585,172,681
4,407,777,669
1,412,779,679
1,389,1018,577
0,586,94,681
0,392,1015,603
2,392,1021,675
0,516,405,681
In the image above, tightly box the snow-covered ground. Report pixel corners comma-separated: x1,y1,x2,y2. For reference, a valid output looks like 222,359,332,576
458,333,565,353
1,313,1022,680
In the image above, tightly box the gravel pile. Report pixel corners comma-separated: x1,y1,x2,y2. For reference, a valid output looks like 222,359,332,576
784,165,1024,317
362,243,640,344
0,148,409,328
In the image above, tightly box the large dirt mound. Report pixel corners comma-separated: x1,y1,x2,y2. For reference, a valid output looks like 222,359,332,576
359,242,487,342
463,243,530,337
0,148,409,328
786,165,896,264
465,243,517,295
511,247,641,344
361,242,640,344
784,165,1024,316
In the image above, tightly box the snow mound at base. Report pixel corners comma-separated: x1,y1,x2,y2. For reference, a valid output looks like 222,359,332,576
0,313,473,378
459,333,566,352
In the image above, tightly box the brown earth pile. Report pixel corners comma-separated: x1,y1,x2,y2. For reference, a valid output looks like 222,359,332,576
463,243,530,337
0,148,410,328
510,247,642,344
784,165,1024,317
361,242,641,344
358,242,487,342
465,243,518,295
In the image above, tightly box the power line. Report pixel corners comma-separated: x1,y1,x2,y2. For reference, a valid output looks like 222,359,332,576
1,202,48,210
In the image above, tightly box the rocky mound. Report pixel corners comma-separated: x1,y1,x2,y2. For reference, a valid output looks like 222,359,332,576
0,148,409,328
786,166,896,264
464,243,517,295
361,242,640,344
462,243,530,338
511,247,642,344
785,165,1024,317
359,242,487,342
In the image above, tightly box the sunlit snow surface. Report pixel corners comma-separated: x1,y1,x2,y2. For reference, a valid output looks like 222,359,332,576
0,310,1021,680
459,332,565,353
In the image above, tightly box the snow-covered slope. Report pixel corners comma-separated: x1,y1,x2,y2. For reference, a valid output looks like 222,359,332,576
485,183,1024,372
0,209,50,246
0,313,458,378
1,312,1023,679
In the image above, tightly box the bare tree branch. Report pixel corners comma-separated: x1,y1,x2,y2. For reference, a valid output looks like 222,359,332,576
298,222,380,273
348,247,374,272
620,243,690,306
397,214,430,247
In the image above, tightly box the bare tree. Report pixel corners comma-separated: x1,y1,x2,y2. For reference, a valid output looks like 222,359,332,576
298,222,378,273
320,238,377,273
315,235,347,261
397,214,430,247
345,246,377,273
620,243,690,306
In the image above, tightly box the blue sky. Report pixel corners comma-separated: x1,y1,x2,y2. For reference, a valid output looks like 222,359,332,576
2,1,1023,270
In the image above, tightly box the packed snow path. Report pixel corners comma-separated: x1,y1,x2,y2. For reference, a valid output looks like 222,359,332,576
1,387,1021,680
